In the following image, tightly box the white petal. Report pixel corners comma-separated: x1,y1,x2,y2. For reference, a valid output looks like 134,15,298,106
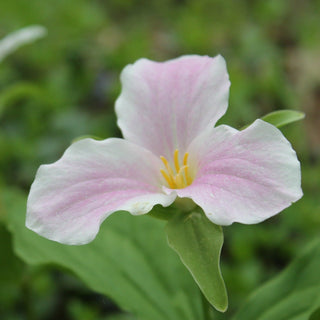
175,120,302,225
26,138,175,245
115,55,230,159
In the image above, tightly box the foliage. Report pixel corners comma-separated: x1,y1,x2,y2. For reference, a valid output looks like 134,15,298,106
0,0,319,318
4,188,202,320
233,239,320,320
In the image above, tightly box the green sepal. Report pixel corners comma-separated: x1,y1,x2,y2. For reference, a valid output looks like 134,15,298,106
72,135,104,143
166,210,228,312
147,204,176,220
260,110,305,128
242,109,305,130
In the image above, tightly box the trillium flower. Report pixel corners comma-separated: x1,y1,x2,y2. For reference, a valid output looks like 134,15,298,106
26,55,302,245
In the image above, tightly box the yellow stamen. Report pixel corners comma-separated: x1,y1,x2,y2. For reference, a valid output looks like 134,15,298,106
174,149,180,173
160,169,175,189
175,169,184,186
183,152,189,166
183,153,192,185
160,156,174,177
160,150,194,189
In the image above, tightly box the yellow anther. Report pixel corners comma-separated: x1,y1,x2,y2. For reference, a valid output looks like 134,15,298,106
160,150,193,189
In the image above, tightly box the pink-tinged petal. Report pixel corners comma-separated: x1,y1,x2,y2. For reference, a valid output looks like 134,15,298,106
26,138,176,245
115,55,230,159
175,120,302,225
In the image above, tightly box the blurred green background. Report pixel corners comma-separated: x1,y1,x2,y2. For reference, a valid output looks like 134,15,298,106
0,0,319,319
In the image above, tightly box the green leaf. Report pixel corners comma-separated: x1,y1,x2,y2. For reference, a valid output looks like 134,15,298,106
166,211,228,312
233,240,320,320
4,188,203,320
106,315,136,320
0,224,25,310
0,224,24,285
309,307,320,320
0,82,44,118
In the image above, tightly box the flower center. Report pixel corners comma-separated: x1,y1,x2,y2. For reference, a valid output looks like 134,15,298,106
160,149,193,189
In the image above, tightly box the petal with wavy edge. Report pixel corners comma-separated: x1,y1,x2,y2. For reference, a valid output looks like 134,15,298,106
115,55,230,159
26,138,175,245
173,120,302,225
